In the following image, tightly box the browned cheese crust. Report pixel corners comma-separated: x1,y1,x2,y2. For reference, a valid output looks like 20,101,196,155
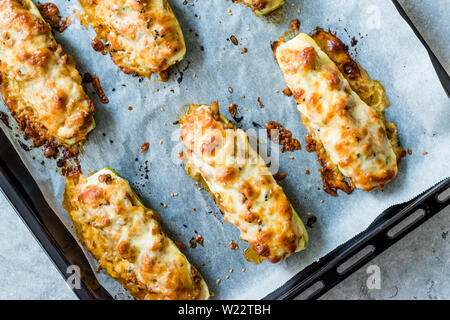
0,0,94,150
64,169,209,300
274,30,404,195
180,102,307,263
79,0,186,76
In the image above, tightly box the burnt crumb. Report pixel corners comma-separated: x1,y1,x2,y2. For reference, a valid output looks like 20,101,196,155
306,214,317,228
56,158,65,168
282,87,292,96
0,111,11,129
43,141,59,158
176,61,191,84
342,59,361,79
228,103,243,123
37,2,70,33
91,75,109,104
266,121,301,152
257,97,264,108
230,35,238,46
289,19,301,31
350,36,358,47
273,172,287,181
82,72,93,83
159,70,170,82
18,140,31,151
91,37,105,53
252,121,262,128
140,142,149,154
62,165,81,178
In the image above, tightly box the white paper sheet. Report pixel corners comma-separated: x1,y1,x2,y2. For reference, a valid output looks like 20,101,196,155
0,0,449,299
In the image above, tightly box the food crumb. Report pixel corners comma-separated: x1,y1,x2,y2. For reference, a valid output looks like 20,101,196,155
158,70,170,82
307,214,317,228
216,279,221,284
423,151,428,155
229,269,233,273
225,275,230,279
242,268,246,272
91,37,105,53
230,35,238,46
89,74,109,104
195,235,204,246
228,103,243,123
241,47,248,54
289,19,301,31
257,97,265,108
193,207,196,212
266,121,301,152
37,2,70,33
139,142,149,154
408,148,413,155
190,235,204,248
128,106,133,111
211,292,215,297
229,240,239,250
282,87,292,96
273,172,287,181
305,169,310,174
290,156,295,159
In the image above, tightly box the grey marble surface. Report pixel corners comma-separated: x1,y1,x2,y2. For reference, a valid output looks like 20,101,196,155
0,0,448,300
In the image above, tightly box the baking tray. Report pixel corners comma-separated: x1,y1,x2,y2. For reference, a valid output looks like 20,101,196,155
0,0,449,300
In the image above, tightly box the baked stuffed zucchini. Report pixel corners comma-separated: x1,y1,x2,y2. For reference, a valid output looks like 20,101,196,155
273,31,404,195
79,0,186,77
63,168,209,300
180,102,308,263
0,0,95,150
234,0,284,16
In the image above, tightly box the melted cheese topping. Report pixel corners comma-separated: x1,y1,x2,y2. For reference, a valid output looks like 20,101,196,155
0,0,94,144
64,169,209,300
235,0,284,16
79,0,186,76
180,103,307,263
275,34,399,191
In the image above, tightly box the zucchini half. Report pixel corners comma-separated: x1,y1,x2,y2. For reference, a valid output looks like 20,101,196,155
63,168,210,300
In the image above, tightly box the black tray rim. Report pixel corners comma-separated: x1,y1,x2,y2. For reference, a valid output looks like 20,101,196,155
0,0,449,301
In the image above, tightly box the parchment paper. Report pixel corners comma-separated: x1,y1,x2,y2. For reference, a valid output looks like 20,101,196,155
0,0,449,299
